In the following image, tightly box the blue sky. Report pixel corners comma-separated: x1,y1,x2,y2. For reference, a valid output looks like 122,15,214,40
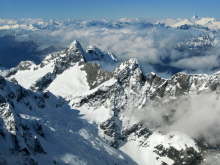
0,0,219,19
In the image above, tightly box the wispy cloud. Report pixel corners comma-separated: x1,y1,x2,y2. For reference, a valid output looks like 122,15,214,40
127,92,220,145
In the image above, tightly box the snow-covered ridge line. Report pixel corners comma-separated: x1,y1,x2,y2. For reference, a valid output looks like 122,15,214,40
158,17,220,30
70,56,220,165
0,74,136,165
1,39,220,164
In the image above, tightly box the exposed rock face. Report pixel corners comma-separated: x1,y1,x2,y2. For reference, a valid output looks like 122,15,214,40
2,40,220,165
0,76,134,165
0,77,47,164
14,40,116,91
80,63,113,89
53,40,86,74
31,72,55,91
31,40,86,91
73,58,220,165
154,145,202,165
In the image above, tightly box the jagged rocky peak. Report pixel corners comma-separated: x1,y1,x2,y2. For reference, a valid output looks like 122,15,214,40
67,40,118,66
114,58,138,73
169,72,190,86
53,40,86,74
0,75,135,165
64,40,86,62
0,77,48,164
113,58,145,83
68,40,84,53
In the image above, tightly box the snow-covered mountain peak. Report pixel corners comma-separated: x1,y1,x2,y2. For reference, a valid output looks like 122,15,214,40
1,41,117,97
2,39,220,164
113,58,141,79
68,40,85,55
115,58,139,72
69,40,81,49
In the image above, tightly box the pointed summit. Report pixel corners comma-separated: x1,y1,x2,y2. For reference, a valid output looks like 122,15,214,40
69,40,80,49
113,58,144,82
116,58,139,72
68,40,84,53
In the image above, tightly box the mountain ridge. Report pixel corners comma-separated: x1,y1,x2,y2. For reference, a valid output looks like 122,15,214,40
0,40,220,165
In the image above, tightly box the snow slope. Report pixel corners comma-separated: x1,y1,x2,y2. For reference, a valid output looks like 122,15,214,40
120,132,199,165
3,40,220,165
10,62,54,89
0,76,136,165
47,63,90,98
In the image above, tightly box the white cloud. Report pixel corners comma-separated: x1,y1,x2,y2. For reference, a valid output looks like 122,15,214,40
172,55,220,70
2,18,220,74
128,92,220,145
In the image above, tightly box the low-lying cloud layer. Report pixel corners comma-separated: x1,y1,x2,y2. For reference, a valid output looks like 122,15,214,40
127,92,220,145
1,18,220,75
45,22,220,74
